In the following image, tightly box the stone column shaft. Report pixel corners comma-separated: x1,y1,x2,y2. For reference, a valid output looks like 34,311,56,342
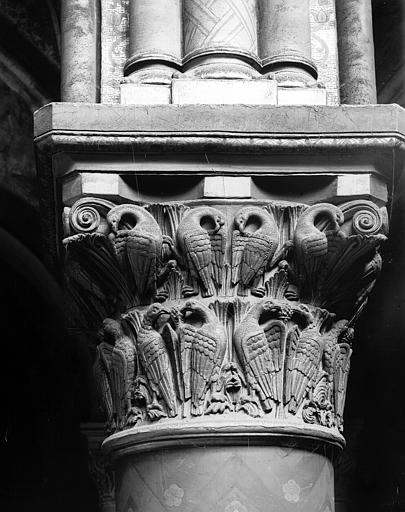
258,0,317,84
182,0,259,78
61,0,98,102
336,0,377,104
124,0,182,83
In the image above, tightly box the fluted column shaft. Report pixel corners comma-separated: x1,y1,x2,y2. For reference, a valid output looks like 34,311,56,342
258,0,317,85
61,0,98,102
336,0,377,104
124,0,182,84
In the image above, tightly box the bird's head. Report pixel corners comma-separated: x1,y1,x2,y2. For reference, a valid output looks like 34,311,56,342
235,211,247,232
214,214,225,231
335,209,344,228
107,211,120,233
181,299,199,314
144,303,170,327
101,318,122,343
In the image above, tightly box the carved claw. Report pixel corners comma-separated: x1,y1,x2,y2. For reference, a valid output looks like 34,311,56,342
236,396,262,418
206,393,232,415
125,407,144,427
147,401,167,421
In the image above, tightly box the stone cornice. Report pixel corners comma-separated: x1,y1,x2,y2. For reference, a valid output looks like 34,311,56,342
34,103,405,143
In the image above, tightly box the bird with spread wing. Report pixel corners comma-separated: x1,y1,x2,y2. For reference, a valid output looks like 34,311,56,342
233,300,292,412
93,318,136,431
284,321,324,414
176,206,226,297
137,303,178,417
107,204,163,299
173,300,227,416
231,206,280,295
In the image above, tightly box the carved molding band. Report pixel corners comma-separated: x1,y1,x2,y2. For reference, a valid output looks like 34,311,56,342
63,198,387,441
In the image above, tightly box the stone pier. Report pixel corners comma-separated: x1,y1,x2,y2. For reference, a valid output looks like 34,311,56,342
34,2,405,512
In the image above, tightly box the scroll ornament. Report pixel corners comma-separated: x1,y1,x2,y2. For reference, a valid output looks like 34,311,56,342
62,198,387,434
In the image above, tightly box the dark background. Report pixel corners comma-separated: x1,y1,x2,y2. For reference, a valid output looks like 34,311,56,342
0,1,403,511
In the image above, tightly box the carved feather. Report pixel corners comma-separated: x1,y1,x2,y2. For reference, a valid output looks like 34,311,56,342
293,204,344,295
334,343,351,430
93,343,114,424
176,207,226,295
233,302,285,411
107,205,163,298
137,304,177,417
231,207,279,288
177,301,227,416
285,325,323,414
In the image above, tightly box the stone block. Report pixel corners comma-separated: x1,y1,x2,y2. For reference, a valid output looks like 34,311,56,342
336,174,388,203
203,177,251,198
277,86,327,105
172,78,277,105
121,83,171,105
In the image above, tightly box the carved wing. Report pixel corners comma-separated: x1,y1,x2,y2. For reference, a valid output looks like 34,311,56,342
110,347,128,425
110,231,128,272
190,329,220,416
334,343,351,429
162,323,184,402
126,231,158,297
209,230,226,287
231,230,247,285
241,233,276,287
139,329,177,417
184,230,212,291
241,329,276,411
300,232,328,276
93,343,114,423
286,330,322,413
263,320,286,404
178,324,194,401
284,325,300,405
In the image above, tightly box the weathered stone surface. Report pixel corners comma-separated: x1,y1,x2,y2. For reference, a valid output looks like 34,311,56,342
259,0,317,85
336,0,377,104
61,0,98,102
172,78,277,105
34,103,405,140
125,0,182,83
277,86,327,106
113,444,334,512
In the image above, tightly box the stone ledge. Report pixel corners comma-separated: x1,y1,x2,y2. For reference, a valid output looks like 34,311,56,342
34,103,405,140
102,416,345,460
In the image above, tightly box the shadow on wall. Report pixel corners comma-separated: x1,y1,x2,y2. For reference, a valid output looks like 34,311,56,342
0,187,98,512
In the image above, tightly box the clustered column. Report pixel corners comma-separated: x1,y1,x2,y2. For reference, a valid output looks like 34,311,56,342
124,0,182,84
258,0,317,85
336,0,377,104
61,0,98,102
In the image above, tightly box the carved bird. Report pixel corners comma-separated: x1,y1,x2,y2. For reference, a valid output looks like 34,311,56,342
231,207,279,291
176,206,226,297
233,301,288,411
137,303,177,417
107,205,163,298
176,300,227,416
334,342,352,431
284,322,323,414
93,318,136,431
321,321,350,399
293,204,344,296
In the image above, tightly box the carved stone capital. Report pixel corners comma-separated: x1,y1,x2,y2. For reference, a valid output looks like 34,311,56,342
63,198,387,451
